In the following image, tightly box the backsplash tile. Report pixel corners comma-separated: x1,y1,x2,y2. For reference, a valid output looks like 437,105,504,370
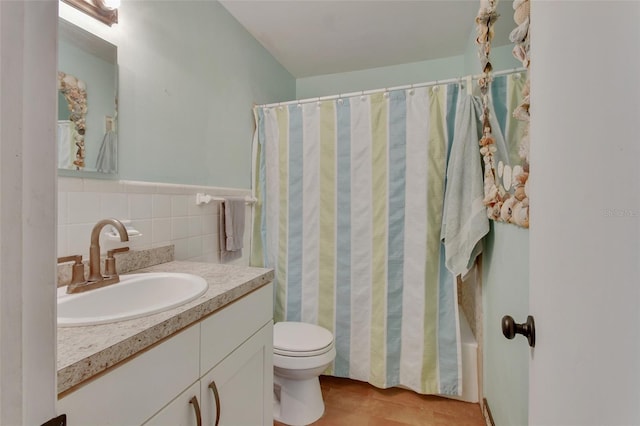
100,193,128,219
115,245,174,274
129,219,152,249
202,232,216,255
67,223,93,255
171,195,189,217
58,191,68,226
173,238,189,260
56,245,175,287
129,194,152,219
171,217,189,240
152,194,172,218
202,214,217,235
188,216,202,238
57,178,252,265
152,218,172,243
188,236,203,258
67,192,101,224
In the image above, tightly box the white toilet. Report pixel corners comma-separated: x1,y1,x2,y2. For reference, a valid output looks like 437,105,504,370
273,321,336,426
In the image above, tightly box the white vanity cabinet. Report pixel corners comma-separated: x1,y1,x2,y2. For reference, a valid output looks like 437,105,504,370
198,286,273,426
58,283,273,426
143,382,201,426
198,323,272,426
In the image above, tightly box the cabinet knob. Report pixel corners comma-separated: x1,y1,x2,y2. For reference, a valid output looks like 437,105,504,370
189,396,202,426
502,315,536,348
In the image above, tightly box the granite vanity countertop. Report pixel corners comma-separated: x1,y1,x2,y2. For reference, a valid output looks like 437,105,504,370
57,261,274,395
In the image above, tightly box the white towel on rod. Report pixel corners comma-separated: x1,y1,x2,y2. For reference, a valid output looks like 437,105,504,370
218,197,245,262
57,120,74,169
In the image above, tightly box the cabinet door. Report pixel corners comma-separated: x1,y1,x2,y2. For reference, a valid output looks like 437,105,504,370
58,325,200,426
143,382,201,426
200,283,273,375
200,322,273,426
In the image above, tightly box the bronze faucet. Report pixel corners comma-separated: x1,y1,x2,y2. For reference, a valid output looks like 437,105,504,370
67,218,129,294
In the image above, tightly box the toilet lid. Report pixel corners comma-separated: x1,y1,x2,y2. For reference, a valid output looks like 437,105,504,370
274,322,334,357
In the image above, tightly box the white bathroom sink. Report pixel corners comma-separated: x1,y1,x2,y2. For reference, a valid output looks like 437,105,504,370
57,272,208,327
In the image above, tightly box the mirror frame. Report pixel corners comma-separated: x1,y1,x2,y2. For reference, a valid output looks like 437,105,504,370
62,0,118,27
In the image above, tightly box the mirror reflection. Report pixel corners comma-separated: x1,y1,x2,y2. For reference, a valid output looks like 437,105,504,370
58,18,118,174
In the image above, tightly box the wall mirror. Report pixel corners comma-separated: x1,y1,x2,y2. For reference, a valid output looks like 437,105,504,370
58,17,118,175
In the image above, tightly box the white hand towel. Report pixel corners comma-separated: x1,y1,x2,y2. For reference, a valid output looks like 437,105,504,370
218,197,245,262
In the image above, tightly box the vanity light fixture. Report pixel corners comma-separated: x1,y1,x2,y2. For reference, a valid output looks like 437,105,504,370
62,0,119,26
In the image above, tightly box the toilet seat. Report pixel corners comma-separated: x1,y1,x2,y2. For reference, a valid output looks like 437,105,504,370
274,321,334,357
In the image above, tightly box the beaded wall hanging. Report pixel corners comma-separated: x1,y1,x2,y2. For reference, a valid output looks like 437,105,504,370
475,0,530,228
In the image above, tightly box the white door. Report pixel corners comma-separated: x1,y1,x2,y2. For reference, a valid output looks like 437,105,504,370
0,1,58,424
529,2,640,425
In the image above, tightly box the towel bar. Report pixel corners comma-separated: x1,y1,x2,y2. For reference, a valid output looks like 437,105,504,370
195,193,257,206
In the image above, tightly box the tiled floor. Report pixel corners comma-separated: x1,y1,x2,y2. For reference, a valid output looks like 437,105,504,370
275,375,485,426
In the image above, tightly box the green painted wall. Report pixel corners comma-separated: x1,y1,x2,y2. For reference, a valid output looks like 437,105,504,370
296,42,519,101
295,10,519,101
296,55,465,99
116,1,295,188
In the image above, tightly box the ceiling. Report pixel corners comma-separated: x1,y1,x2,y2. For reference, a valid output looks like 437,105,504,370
219,0,515,78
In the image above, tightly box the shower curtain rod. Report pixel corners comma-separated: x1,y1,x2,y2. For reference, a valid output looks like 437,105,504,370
257,67,526,109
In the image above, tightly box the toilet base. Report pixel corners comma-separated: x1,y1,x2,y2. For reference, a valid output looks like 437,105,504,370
273,374,324,426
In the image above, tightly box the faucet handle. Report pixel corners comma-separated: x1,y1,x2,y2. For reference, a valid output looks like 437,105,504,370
107,246,130,257
57,254,81,264
57,255,86,285
104,246,130,277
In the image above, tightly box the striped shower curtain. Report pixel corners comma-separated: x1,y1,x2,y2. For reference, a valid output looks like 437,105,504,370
491,73,527,166
252,85,462,396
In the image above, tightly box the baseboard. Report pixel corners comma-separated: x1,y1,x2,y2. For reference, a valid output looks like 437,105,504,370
482,398,495,426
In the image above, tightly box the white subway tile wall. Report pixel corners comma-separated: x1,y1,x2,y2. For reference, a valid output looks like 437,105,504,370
58,177,253,265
